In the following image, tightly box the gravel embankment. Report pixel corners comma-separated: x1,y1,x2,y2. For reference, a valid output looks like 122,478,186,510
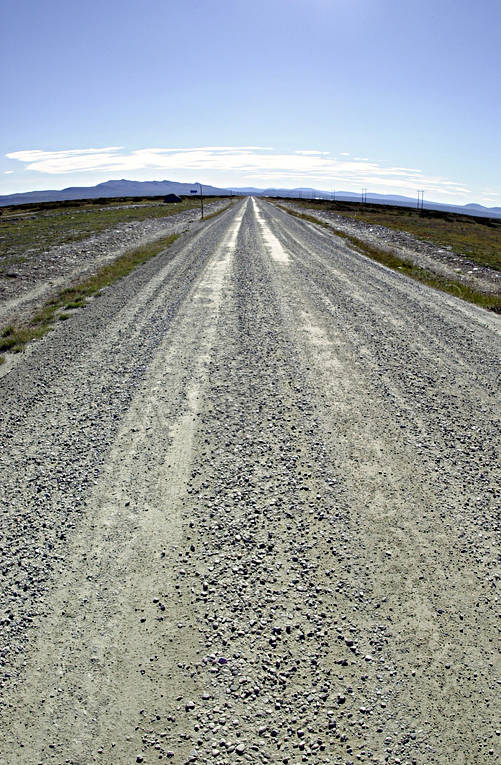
278,200,501,295
0,199,499,764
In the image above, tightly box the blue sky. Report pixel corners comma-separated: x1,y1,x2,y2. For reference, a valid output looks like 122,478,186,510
2,0,500,205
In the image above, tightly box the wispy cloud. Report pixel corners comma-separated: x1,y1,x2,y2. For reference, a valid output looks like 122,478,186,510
294,150,329,156
6,145,472,200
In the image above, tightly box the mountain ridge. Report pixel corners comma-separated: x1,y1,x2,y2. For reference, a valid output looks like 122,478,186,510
0,179,229,206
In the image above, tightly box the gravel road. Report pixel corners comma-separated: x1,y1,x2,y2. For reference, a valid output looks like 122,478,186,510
0,199,499,765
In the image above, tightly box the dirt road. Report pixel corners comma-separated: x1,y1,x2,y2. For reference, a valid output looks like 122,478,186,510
0,199,499,764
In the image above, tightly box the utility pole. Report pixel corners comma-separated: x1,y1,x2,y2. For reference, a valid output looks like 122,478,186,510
417,190,424,212
199,182,204,219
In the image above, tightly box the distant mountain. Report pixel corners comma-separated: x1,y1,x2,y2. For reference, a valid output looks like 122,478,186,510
0,178,230,206
463,202,501,212
1,179,500,219
231,187,265,193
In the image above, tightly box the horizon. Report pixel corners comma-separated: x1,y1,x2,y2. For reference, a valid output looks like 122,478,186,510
1,174,500,212
1,0,500,207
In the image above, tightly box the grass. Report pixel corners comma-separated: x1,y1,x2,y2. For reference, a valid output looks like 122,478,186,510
0,196,227,268
0,233,179,357
274,204,501,314
275,198,501,272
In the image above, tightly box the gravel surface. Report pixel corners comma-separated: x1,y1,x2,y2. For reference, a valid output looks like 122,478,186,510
0,199,499,764
279,201,501,295
0,200,227,328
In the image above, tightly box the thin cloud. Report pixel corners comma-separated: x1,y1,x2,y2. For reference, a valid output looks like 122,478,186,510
5,145,472,200
295,150,329,155
9,147,124,162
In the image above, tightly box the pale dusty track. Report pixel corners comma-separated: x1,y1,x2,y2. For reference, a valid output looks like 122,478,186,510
0,199,499,765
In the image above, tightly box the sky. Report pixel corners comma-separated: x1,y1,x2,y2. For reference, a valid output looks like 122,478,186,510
1,0,500,206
